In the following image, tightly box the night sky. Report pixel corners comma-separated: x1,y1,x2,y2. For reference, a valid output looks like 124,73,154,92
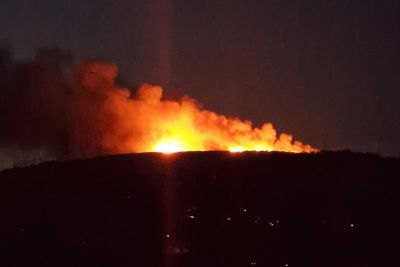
1,0,399,155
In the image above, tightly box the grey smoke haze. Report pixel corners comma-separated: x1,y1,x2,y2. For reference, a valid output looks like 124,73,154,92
0,47,124,169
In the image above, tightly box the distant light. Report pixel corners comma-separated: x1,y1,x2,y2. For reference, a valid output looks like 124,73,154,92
189,215,195,219
350,223,354,228
250,262,257,266
226,217,232,221
269,221,274,227
165,234,170,238
185,206,198,212
285,264,289,267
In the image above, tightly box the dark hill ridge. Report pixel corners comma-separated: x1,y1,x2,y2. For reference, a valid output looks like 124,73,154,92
0,151,399,267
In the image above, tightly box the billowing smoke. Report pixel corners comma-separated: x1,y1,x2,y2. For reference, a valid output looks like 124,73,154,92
0,47,72,167
0,47,316,169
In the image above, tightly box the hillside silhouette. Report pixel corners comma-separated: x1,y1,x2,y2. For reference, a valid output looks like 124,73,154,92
0,151,399,267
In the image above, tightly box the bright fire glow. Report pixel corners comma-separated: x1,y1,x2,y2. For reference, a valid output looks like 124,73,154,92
100,84,318,154
154,139,186,153
76,62,318,155
228,147,246,153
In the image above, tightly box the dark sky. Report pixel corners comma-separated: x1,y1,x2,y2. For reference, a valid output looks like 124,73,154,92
1,0,400,155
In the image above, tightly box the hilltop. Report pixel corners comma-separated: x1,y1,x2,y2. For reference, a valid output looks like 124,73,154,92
0,151,399,267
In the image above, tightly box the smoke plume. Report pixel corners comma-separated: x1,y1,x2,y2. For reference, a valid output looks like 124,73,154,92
0,47,316,168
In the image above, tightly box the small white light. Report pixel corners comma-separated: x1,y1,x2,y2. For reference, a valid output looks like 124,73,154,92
226,217,232,221
165,234,170,238
250,262,257,265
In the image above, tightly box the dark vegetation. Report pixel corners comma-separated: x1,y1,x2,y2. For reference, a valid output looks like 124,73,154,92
0,151,399,267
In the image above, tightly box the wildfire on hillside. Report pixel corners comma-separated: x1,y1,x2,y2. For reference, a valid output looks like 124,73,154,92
0,59,317,162
75,62,317,154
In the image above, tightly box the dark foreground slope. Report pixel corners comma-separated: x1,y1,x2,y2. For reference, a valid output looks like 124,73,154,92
0,151,399,267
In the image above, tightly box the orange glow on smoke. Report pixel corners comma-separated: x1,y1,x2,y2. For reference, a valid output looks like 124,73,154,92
110,84,317,154
75,61,318,155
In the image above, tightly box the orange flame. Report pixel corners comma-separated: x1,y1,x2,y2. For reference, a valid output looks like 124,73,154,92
97,84,317,154
73,62,317,155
